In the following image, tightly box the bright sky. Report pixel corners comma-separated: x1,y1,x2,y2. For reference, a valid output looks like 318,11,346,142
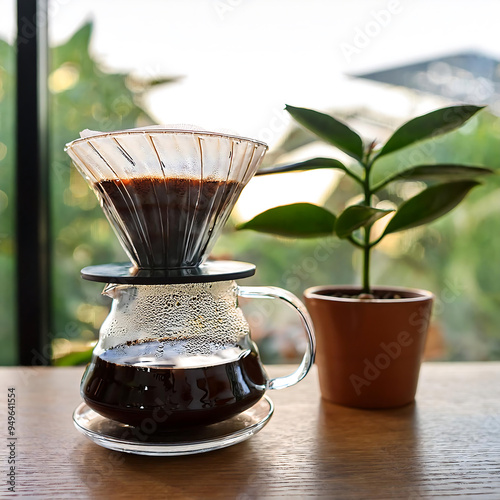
2,0,500,219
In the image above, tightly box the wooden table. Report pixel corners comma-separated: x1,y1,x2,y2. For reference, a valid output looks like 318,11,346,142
1,363,499,499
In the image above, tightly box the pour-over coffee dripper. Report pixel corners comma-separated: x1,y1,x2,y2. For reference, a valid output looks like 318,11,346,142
66,127,316,456
66,127,267,269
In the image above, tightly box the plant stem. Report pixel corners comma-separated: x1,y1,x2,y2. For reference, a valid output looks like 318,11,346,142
362,156,373,293
362,233,370,293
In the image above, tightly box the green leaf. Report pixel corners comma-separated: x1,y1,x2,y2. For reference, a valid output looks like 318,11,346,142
374,164,493,192
384,181,481,235
53,347,94,366
52,21,93,68
236,203,336,238
376,105,485,160
256,157,349,175
336,205,393,239
147,76,182,86
285,105,364,162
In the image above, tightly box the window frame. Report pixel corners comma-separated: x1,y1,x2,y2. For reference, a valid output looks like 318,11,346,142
16,0,51,365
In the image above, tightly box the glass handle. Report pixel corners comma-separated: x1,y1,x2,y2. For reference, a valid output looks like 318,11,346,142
238,286,316,390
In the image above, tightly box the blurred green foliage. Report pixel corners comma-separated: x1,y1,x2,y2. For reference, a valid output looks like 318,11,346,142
0,37,15,364
1,22,500,364
49,22,159,350
220,111,500,360
240,105,489,294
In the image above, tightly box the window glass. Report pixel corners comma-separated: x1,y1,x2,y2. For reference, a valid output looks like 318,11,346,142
49,1,500,364
0,1,16,365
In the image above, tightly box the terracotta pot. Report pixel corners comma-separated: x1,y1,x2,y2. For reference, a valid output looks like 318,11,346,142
303,286,433,409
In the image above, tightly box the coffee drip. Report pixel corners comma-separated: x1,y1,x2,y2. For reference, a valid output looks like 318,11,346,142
66,128,315,450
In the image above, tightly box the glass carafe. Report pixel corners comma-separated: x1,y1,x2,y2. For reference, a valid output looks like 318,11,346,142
81,279,315,429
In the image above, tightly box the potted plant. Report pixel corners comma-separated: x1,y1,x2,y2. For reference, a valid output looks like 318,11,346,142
237,104,492,408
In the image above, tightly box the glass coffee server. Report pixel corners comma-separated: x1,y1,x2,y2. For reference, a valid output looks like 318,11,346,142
65,127,315,455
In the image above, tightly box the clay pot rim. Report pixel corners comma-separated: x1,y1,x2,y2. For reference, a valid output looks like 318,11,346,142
304,285,434,303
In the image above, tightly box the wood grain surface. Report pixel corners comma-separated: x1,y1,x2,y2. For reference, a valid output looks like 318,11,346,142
0,363,499,499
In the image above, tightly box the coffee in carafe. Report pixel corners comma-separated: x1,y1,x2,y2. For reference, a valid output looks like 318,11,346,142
82,340,267,428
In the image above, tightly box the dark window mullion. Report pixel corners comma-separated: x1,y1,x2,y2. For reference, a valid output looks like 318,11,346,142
16,0,51,365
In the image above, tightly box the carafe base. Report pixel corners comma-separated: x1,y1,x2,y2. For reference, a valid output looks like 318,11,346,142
72,396,273,456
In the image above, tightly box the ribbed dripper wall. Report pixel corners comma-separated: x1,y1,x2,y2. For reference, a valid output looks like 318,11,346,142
65,129,268,269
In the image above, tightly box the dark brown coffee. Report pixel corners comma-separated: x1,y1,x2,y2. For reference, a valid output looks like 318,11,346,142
94,176,240,269
81,341,267,428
